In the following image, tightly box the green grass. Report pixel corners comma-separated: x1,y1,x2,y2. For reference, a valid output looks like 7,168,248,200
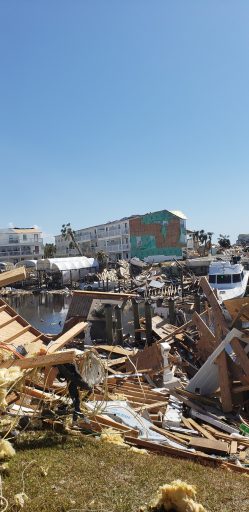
2,433,249,512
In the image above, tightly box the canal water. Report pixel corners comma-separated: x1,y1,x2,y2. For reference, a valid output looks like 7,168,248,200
4,293,145,339
5,293,72,335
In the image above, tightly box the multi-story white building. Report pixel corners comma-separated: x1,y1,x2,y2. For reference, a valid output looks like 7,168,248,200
55,218,131,261
55,210,187,262
0,227,44,264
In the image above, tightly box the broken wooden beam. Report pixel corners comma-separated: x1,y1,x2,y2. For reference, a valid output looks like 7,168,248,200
1,349,78,369
46,322,88,353
0,267,26,287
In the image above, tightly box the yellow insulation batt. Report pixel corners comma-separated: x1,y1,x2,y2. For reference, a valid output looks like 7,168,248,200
0,439,16,460
147,480,207,512
100,428,128,448
0,367,23,409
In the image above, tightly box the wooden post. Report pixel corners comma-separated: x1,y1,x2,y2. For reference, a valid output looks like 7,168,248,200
145,300,153,346
104,304,113,343
168,297,176,325
194,292,201,314
132,298,141,342
181,270,184,297
114,305,123,345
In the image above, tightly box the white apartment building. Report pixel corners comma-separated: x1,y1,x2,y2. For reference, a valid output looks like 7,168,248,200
0,227,44,264
55,218,131,261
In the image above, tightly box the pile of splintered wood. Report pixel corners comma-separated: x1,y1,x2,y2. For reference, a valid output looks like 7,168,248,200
0,268,249,475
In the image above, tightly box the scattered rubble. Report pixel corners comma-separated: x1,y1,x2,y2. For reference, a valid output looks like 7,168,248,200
0,266,249,482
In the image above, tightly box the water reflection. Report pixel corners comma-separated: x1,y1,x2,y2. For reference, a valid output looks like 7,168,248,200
5,293,72,335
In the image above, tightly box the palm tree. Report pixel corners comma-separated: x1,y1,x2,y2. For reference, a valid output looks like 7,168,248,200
44,243,56,258
193,231,199,250
96,250,108,270
218,234,231,249
61,223,83,256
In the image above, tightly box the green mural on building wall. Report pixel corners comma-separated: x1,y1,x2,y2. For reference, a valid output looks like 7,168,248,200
130,210,186,260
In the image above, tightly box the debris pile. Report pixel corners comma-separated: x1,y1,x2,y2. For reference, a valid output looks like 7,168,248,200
0,267,249,478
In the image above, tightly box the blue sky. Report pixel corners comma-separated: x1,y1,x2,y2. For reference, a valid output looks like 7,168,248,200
0,1,248,243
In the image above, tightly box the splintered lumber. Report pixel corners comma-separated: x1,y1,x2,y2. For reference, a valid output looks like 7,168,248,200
216,351,233,413
124,435,224,465
189,437,229,454
94,345,137,357
1,349,78,369
230,338,249,375
186,418,216,440
192,311,216,360
46,322,88,353
126,342,163,372
230,441,238,454
106,357,127,367
192,312,215,341
0,267,26,287
224,297,249,323
134,400,168,412
199,277,228,336
73,290,137,300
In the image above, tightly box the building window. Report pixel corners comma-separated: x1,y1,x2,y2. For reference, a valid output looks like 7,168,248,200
9,235,19,244
23,234,27,241
34,234,38,242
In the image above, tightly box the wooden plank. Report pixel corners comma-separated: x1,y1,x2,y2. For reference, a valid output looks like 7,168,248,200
199,277,228,336
22,386,61,401
0,315,18,328
1,326,30,344
150,425,189,446
94,345,137,357
73,290,137,300
230,338,249,376
192,311,216,360
106,357,127,367
233,384,249,393
230,441,238,454
186,418,216,440
134,400,168,412
126,342,163,372
0,306,7,313
224,297,249,322
0,267,26,287
189,437,229,454
1,349,77,369
92,414,139,437
124,436,222,464
46,322,88,353
192,312,215,341
216,351,233,413
182,417,194,430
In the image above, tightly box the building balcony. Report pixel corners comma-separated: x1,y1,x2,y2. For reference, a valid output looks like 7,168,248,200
97,228,129,239
106,245,123,253
122,243,130,251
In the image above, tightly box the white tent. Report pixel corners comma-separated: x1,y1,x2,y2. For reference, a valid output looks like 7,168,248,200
37,256,99,284
15,260,38,269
